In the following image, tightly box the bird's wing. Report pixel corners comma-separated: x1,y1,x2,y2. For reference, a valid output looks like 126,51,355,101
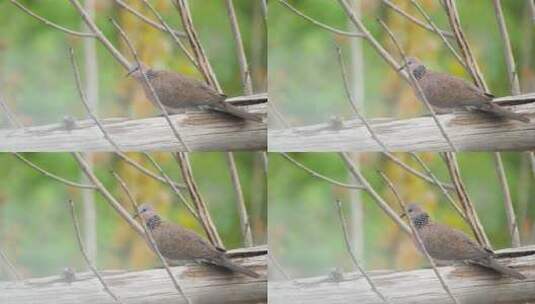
419,72,490,108
421,224,490,261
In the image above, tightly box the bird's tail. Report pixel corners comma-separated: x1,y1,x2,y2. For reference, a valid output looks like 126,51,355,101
210,102,265,123
474,257,526,280
217,256,260,278
478,103,530,123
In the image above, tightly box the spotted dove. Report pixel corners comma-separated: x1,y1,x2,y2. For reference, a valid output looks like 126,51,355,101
135,203,260,278
401,57,530,123
128,63,263,122
403,203,525,280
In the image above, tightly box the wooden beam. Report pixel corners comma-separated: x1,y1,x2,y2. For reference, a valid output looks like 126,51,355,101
269,99,535,152
0,246,267,304
0,94,267,151
269,246,535,304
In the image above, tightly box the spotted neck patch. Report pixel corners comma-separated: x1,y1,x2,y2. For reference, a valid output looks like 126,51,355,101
146,215,161,230
412,65,426,80
412,213,429,229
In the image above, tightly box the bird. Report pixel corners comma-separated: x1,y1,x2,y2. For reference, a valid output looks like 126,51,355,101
127,63,263,122
402,203,525,280
134,203,260,278
399,57,530,123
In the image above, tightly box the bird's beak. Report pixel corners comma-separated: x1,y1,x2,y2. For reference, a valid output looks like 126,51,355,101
400,212,406,218
133,212,139,219
397,62,407,71
126,65,139,77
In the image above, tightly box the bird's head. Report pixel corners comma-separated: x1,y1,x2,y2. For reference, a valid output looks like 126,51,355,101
126,62,151,79
134,202,157,221
398,57,426,79
401,203,430,228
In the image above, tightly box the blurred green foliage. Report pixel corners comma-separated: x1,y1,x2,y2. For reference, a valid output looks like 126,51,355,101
269,152,534,278
269,0,534,125
0,152,267,278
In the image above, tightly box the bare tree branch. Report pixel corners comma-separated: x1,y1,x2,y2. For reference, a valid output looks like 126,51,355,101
281,153,365,189
13,153,96,189
175,152,223,248
73,152,144,236
493,154,521,247
443,152,491,248
334,200,391,304
10,0,95,37
68,47,123,151
114,0,186,37
226,153,254,247
225,0,254,94
0,247,22,281
69,0,130,68
67,199,122,304
381,0,454,38
278,0,365,37
339,152,411,234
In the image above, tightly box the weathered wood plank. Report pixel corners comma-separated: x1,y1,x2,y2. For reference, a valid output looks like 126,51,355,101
0,246,267,304
269,100,535,152
0,95,267,152
269,246,535,304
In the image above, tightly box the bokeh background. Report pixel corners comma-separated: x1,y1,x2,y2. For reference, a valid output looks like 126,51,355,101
0,152,267,279
0,0,266,126
269,0,534,127
269,152,534,278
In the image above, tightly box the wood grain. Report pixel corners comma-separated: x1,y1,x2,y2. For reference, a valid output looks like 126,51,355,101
0,246,267,304
269,246,535,304
269,99,535,152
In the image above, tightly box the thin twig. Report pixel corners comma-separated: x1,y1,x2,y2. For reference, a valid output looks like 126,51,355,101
175,152,223,248
339,152,410,234
268,254,291,281
443,0,487,89
260,0,267,22
444,0,512,250
115,152,186,190
225,153,253,247
13,153,96,189
337,0,408,81
492,0,521,95
443,152,491,248
335,43,388,151
410,0,467,70
67,199,122,303
225,0,253,94
143,153,198,220
69,0,130,68
383,153,455,191
334,200,391,304
110,18,190,151
72,152,144,236
175,0,221,92
69,48,123,151
530,0,535,24
379,172,460,304
381,0,454,38
10,0,95,37
140,0,198,69
281,153,365,189
378,19,457,152
279,0,365,37
111,172,192,304
493,153,520,247
0,92,23,129
0,247,22,281
114,0,186,37
410,153,467,222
